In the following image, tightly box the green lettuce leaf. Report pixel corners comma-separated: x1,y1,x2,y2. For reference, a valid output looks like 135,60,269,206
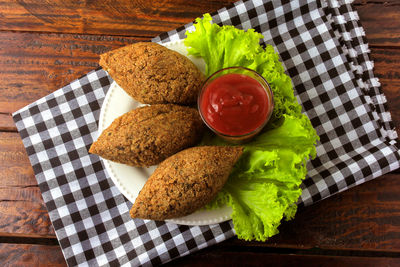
185,14,301,126
185,14,319,241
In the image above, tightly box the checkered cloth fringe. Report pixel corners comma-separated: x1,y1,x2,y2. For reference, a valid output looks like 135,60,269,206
13,0,400,266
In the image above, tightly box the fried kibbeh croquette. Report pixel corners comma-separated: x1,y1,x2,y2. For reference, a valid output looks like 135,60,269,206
130,146,243,220
89,104,205,167
99,42,205,104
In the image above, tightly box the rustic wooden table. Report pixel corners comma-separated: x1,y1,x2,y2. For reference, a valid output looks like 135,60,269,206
0,0,399,266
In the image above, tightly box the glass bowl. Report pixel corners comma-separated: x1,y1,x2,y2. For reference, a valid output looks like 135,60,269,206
198,67,274,143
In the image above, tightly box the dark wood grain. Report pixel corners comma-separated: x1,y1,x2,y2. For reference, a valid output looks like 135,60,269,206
0,243,66,266
0,31,145,114
371,48,400,81
0,0,398,48
356,3,400,47
0,0,236,37
371,48,400,133
0,113,14,132
1,243,399,267
0,133,36,188
168,251,400,267
0,132,54,237
355,0,400,4
0,187,54,238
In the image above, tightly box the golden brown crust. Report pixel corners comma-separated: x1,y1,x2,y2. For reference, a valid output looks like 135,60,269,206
130,146,243,220
99,42,205,104
89,104,205,167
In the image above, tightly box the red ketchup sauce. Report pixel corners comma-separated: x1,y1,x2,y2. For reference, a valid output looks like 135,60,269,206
199,73,271,137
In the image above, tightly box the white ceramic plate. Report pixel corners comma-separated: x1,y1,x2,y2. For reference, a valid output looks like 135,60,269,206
98,40,232,225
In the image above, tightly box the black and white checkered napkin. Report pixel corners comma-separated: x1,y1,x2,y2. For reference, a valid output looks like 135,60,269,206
12,0,400,265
